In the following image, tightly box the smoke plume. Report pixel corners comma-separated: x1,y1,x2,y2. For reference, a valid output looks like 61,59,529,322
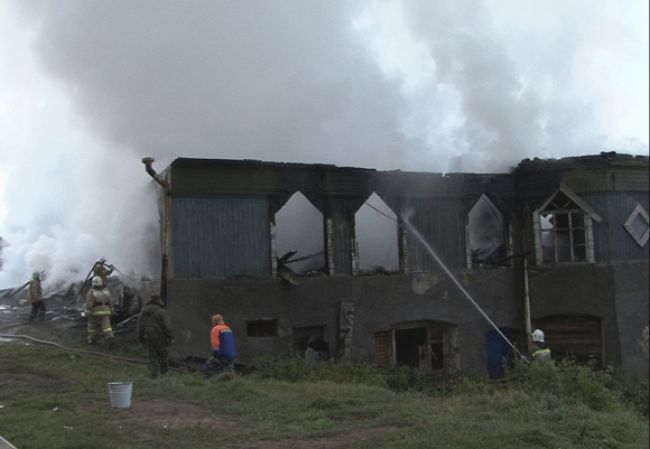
0,0,647,287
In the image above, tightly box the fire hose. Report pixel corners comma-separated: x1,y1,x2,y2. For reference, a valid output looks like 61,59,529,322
0,333,191,373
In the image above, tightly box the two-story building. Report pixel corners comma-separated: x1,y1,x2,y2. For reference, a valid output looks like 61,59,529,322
143,152,649,377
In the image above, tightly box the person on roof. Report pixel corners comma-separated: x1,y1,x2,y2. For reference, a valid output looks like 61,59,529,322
92,258,114,286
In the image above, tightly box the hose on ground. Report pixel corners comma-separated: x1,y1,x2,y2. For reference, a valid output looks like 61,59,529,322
0,333,191,374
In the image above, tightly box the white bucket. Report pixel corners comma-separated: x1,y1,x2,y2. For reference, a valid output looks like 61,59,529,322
107,382,133,409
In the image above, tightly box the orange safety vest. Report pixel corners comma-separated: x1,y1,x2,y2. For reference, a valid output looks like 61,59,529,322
211,324,231,350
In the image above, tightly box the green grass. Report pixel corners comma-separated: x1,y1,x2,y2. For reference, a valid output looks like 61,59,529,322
0,337,647,449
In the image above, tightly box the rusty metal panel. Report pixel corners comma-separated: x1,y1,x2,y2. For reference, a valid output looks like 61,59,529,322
583,192,649,261
564,168,649,193
172,197,271,279
171,161,283,196
536,315,602,366
374,331,391,366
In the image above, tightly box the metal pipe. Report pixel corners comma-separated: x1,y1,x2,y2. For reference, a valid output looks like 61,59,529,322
521,214,532,353
141,157,170,306
141,157,168,189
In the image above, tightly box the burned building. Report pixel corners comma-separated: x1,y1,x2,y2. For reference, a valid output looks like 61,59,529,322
143,152,649,377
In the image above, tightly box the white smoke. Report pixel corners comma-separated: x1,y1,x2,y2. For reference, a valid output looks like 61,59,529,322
0,0,647,287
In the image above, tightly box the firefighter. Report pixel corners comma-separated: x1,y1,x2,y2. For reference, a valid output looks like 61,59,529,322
529,329,551,361
85,276,115,345
92,258,114,286
137,295,173,378
203,314,237,379
28,272,45,322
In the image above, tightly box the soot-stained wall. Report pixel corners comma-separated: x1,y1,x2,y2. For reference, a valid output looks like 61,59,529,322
612,261,650,376
168,269,520,376
156,153,649,377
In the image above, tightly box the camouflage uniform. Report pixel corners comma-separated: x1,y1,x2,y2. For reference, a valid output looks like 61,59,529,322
29,276,45,322
137,297,173,377
85,286,115,344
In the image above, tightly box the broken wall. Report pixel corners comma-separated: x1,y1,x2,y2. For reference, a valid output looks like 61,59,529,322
159,154,648,377
168,268,520,377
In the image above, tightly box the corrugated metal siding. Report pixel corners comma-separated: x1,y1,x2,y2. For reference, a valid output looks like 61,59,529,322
172,197,271,278
406,198,467,271
332,213,353,275
583,192,649,261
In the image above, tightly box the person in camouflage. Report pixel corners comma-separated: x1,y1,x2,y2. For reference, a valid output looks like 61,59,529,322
28,272,45,322
137,295,173,378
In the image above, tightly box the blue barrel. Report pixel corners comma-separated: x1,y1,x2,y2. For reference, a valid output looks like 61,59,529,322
486,328,519,379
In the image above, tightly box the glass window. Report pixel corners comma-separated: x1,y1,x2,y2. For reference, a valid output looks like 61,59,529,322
539,191,590,264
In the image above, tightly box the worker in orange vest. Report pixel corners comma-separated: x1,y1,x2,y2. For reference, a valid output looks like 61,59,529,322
203,314,237,378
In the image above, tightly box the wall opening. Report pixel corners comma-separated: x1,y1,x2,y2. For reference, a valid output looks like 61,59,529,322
355,193,399,273
293,325,329,360
274,191,325,274
376,321,459,373
535,315,603,366
468,194,506,267
395,327,428,368
246,319,279,337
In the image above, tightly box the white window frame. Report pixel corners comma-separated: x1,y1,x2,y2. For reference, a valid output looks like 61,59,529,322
533,185,602,265
623,204,649,247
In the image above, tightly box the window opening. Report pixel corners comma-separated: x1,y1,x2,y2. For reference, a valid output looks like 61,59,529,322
395,327,428,369
274,192,325,274
623,204,649,247
355,193,399,273
246,319,278,337
292,325,328,359
382,321,458,373
540,193,588,263
468,195,506,267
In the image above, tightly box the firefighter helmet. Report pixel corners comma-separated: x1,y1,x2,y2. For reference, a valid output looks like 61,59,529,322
91,276,104,288
531,329,545,343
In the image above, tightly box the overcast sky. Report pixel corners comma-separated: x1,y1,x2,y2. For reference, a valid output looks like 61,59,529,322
0,0,647,287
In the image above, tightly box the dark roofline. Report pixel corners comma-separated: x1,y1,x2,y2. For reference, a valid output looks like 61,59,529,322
516,151,649,172
171,151,648,177
170,157,377,173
